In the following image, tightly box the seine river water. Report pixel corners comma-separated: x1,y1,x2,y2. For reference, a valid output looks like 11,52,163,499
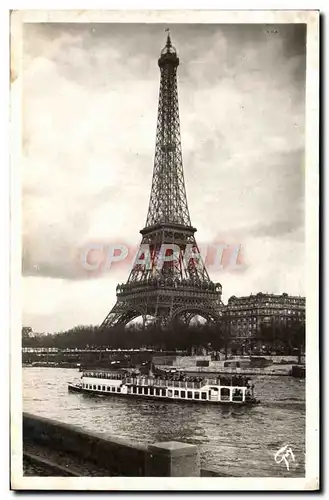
23,367,305,477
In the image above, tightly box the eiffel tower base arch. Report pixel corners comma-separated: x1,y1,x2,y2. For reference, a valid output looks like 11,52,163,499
101,289,222,330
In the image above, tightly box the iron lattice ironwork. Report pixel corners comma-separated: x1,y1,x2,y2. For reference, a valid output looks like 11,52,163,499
101,34,223,329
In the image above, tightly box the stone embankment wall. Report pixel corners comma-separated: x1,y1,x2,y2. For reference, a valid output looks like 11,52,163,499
153,354,304,375
170,365,294,375
23,413,201,477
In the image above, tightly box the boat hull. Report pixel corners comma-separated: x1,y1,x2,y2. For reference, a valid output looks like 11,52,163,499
68,383,259,406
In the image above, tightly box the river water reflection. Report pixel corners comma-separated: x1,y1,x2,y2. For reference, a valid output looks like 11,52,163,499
23,367,305,477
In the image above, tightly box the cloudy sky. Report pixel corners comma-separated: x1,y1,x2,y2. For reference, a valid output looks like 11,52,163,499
22,22,306,333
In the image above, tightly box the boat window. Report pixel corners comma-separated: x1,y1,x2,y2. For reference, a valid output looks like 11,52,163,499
93,385,96,390
138,387,143,394
111,387,115,392
97,385,101,390
168,390,173,397
221,388,230,401
143,387,148,395
133,386,137,394
232,389,243,402
161,389,166,397
181,390,186,398
194,392,200,399
107,387,111,391
102,386,105,391
174,390,179,397
150,387,154,395
155,388,160,396
201,392,207,400
117,387,121,393
187,391,193,399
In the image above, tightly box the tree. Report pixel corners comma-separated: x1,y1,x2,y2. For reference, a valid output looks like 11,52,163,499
22,326,32,338
256,318,305,359
287,320,305,363
20,320,228,352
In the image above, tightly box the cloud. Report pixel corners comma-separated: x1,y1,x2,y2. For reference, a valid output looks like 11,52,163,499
21,23,306,331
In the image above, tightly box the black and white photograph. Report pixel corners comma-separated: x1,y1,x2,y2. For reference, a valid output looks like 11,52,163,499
10,9,319,491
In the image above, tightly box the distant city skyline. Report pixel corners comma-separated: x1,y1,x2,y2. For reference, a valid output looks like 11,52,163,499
21,23,306,332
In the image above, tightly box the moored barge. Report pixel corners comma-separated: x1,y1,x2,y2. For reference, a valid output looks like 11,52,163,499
68,370,259,405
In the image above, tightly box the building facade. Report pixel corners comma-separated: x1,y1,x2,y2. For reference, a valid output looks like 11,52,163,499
224,292,306,341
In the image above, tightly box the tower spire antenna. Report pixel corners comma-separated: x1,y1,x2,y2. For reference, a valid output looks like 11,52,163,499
161,28,177,57
165,28,171,46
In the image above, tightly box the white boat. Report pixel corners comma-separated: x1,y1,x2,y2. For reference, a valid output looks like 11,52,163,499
68,370,259,405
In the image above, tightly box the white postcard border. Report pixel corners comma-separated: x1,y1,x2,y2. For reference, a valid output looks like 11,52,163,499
10,8,319,491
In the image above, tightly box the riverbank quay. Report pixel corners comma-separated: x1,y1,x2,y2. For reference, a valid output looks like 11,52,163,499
23,413,221,477
174,365,302,376
153,354,305,377
22,362,304,377
22,347,157,369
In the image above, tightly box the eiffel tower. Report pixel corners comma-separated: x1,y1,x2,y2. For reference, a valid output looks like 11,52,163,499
101,33,223,329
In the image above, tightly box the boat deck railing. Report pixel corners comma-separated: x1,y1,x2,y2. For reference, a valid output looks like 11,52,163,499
83,372,123,380
124,378,206,390
82,372,252,389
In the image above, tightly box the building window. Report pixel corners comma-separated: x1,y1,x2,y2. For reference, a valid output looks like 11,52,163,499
181,390,186,398
187,391,193,399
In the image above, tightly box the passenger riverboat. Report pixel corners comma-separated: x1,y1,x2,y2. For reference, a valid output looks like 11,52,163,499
68,370,259,405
